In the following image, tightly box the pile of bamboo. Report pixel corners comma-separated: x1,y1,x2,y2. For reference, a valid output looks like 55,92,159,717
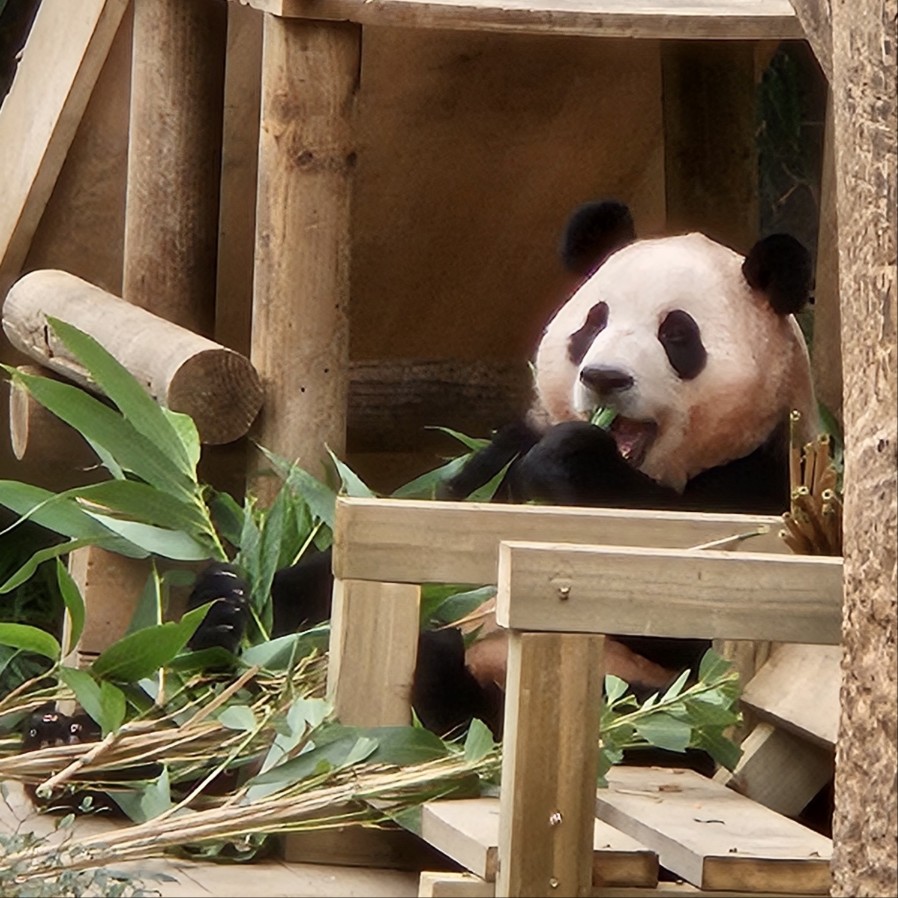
781,410,843,556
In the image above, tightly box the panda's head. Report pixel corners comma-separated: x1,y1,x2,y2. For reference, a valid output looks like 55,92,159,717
535,202,818,491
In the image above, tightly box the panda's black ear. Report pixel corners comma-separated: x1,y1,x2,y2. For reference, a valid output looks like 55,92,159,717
742,234,813,315
560,200,636,276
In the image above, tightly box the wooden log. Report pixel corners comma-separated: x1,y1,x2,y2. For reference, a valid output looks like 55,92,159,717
495,541,843,645
7,365,104,493
326,578,420,727
829,2,897,893
0,0,129,296
497,631,603,897
332,496,790,587
123,0,227,335
3,269,263,445
249,16,360,500
596,766,832,894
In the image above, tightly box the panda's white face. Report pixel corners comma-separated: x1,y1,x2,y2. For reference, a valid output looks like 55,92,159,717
534,233,816,491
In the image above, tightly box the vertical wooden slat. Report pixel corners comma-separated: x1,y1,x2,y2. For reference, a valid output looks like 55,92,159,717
496,631,603,898
249,15,360,499
123,0,227,334
326,578,420,727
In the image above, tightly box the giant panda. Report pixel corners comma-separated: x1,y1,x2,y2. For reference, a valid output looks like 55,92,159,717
187,200,818,743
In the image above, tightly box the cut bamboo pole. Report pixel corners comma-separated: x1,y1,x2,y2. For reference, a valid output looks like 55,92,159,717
3,270,263,445
249,15,361,500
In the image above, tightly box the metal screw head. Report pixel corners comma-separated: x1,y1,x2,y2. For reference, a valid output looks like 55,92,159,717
549,810,563,826
557,585,571,600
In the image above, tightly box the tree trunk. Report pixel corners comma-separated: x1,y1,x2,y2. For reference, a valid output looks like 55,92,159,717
829,1,897,894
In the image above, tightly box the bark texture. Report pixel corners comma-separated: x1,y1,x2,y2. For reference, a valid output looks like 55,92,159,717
829,1,898,894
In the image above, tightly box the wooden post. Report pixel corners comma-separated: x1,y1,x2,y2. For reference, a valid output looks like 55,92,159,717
496,631,603,898
326,578,420,727
123,0,227,334
829,0,897,894
249,15,360,501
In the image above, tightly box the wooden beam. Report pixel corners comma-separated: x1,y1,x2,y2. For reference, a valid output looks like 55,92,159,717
789,0,832,82
123,0,227,335
233,0,802,41
497,631,603,898
495,541,843,645
248,16,360,501
326,578,420,727
3,270,263,445
597,766,832,894
333,497,790,586
0,0,129,295
417,797,658,887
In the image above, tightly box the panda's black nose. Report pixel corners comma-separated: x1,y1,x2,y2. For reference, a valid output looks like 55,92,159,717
579,365,633,394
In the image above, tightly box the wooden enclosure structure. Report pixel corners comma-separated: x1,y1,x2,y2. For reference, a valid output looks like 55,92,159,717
326,496,841,897
0,0,894,894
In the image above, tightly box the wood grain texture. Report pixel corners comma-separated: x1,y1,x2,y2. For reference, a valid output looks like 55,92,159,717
713,721,833,817
497,632,603,897
3,270,263,444
0,0,129,295
419,797,657,887
234,0,802,40
597,766,832,894
829,1,897,893
740,644,841,748
249,16,360,498
123,0,227,335
333,497,789,586
325,578,420,726
496,541,843,644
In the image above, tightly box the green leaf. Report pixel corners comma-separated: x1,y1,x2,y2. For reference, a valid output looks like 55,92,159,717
162,408,201,473
468,459,514,501
254,487,289,623
125,569,164,635
661,669,690,703
112,767,172,823
217,706,257,731
326,448,375,498
92,604,211,682
633,712,692,753
250,732,375,787
81,512,212,561
464,719,495,762
258,446,337,530
56,559,85,655
430,585,496,626
209,491,245,549
0,539,106,594
425,426,491,452
48,318,195,478
693,728,743,772
0,623,61,660
698,649,734,684
4,366,195,499
329,725,449,765
71,480,212,537
57,667,126,735
604,674,629,705
391,454,471,499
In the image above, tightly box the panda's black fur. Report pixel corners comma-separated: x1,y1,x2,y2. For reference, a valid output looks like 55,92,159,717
187,200,815,744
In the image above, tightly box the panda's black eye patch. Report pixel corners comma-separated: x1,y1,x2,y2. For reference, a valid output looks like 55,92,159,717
659,310,706,380
567,302,609,364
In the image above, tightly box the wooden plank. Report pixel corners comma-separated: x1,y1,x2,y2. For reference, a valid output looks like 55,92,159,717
713,721,834,817
0,0,129,294
497,632,603,897
333,497,790,586
248,15,360,502
235,0,802,41
419,797,657,887
740,645,842,748
496,541,843,645
596,766,832,894
418,871,817,897
326,578,420,727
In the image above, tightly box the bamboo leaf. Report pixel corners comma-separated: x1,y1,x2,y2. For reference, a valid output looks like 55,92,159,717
391,454,471,499
56,559,85,655
48,318,195,477
92,604,211,682
257,446,337,530
425,426,491,452
162,408,201,473
0,539,122,595
81,511,212,561
604,674,629,705
430,585,496,627
660,668,691,703
217,706,256,732
326,448,375,498
0,623,61,660
633,712,692,753
58,667,126,735
464,719,495,762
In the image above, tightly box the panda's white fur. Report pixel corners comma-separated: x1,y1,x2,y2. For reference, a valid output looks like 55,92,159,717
534,233,818,491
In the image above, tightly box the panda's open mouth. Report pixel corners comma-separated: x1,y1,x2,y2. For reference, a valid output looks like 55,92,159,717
609,417,658,469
